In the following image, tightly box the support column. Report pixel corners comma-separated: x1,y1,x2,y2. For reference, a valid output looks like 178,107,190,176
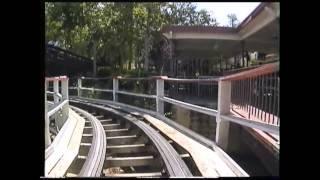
53,79,60,129
113,77,119,102
60,78,69,128
53,80,59,104
156,77,164,115
241,41,245,67
61,78,69,100
77,78,82,97
45,80,51,147
216,80,231,150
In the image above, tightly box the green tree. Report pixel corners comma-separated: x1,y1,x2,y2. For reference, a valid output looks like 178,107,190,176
45,2,220,76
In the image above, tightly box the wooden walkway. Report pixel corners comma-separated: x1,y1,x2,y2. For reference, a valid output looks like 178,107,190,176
123,110,248,177
45,108,85,177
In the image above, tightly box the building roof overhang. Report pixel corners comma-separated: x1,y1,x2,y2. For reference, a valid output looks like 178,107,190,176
161,2,280,52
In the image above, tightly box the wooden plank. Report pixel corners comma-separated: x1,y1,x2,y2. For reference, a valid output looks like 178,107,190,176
99,119,113,122
102,123,120,127
65,173,77,177
106,135,137,140
105,128,129,132
106,135,139,145
142,114,236,177
105,156,156,167
80,143,92,146
180,154,191,158
45,109,77,176
107,144,147,154
105,172,162,177
47,109,85,177
78,155,87,160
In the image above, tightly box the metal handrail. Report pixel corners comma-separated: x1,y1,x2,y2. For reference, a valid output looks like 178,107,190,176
220,62,279,81
48,100,69,117
80,87,113,93
45,75,70,148
75,62,279,137
116,90,156,99
164,77,218,83
46,91,62,99
160,96,218,117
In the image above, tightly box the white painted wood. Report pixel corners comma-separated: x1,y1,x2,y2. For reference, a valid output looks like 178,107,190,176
45,109,76,176
80,87,113,93
113,78,118,102
105,172,162,177
77,78,82,97
48,100,69,117
216,80,231,150
47,109,85,177
156,79,164,114
61,79,69,100
53,80,59,104
142,114,235,177
221,114,279,135
45,81,51,147
116,90,156,99
160,97,218,117
92,88,113,92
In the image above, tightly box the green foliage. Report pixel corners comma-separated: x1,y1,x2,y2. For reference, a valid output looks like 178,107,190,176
97,66,112,77
45,2,220,75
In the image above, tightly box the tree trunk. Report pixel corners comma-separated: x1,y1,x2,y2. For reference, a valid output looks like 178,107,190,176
143,6,151,71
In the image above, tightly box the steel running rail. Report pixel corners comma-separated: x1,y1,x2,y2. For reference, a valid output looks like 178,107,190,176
70,100,193,177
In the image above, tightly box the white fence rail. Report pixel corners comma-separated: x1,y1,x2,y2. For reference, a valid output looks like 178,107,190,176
71,63,279,150
45,76,69,148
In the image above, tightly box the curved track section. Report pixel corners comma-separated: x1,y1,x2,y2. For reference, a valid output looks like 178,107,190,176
66,106,106,177
70,100,192,177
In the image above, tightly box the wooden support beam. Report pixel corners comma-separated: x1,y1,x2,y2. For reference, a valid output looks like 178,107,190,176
105,156,156,168
105,172,162,177
156,78,164,115
216,80,231,150
113,78,119,102
107,144,148,154
46,109,85,177
45,81,51,147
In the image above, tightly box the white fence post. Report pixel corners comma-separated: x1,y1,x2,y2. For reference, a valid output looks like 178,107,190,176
113,77,119,102
216,80,231,150
53,80,59,104
53,79,60,129
60,78,69,128
61,78,69,100
156,77,164,115
45,80,51,147
77,78,82,97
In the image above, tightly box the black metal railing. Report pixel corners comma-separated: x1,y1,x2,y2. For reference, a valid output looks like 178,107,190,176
227,63,279,126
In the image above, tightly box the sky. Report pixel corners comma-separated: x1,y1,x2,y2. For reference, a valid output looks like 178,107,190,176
194,2,261,26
